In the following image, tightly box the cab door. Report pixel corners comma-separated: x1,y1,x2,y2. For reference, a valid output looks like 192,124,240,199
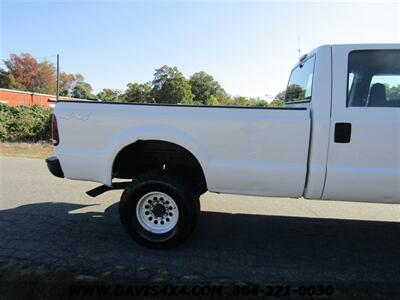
322,45,400,203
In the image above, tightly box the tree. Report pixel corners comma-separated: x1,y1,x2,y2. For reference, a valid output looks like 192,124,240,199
124,82,153,103
0,68,11,89
97,88,123,102
387,84,400,100
250,98,269,107
152,65,193,104
269,99,284,107
58,73,94,99
71,81,94,99
285,84,304,101
229,96,249,106
59,72,77,96
206,95,219,106
189,71,226,105
34,61,57,94
274,90,286,101
3,53,56,94
59,72,95,99
216,94,230,106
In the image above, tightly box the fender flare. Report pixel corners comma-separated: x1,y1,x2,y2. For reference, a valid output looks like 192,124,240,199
104,124,210,187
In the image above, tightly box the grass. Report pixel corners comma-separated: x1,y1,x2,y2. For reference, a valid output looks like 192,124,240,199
0,142,53,159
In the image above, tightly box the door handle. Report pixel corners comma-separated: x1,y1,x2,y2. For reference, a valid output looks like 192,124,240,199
334,123,352,143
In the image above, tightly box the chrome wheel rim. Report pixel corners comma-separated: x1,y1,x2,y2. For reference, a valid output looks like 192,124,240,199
136,191,179,234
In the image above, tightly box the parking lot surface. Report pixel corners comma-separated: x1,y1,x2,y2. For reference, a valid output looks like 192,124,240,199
0,156,399,288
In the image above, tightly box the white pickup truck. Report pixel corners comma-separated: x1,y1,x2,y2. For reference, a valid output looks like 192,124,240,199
46,44,400,248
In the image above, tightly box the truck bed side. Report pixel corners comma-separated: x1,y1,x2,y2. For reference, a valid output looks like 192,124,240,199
54,102,310,198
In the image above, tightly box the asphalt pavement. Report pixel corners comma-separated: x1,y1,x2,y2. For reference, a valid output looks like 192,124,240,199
0,156,399,290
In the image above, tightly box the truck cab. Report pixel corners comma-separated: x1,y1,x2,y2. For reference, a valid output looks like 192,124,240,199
293,45,400,202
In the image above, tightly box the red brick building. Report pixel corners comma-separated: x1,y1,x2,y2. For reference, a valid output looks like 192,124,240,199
0,88,82,108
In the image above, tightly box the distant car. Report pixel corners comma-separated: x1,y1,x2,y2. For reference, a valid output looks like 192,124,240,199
46,44,400,248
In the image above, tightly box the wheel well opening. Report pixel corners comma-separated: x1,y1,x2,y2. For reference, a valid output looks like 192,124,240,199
112,140,207,194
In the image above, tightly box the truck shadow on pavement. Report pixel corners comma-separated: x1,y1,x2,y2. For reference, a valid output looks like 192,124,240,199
0,201,399,286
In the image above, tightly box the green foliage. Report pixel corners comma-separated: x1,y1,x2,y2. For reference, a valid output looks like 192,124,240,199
285,84,305,102
152,65,194,104
205,95,219,106
59,72,77,96
189,71,226,105
227,96,269,107
0,104,51,142
59,72,96,99
250,99,270,107
386,84,400,100
71,81,94,99
97,88,124,102
0,68,11,89
275,90,286,101
0,59,291,143
1,51,288,113
269,99,285,107
124,82,153,103
1,52,286,108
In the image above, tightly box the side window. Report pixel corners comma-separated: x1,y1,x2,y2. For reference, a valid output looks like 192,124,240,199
347,50,400,107
370,75,400,102
285,56,315,103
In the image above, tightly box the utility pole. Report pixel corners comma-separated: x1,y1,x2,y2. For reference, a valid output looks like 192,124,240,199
56,54,60,101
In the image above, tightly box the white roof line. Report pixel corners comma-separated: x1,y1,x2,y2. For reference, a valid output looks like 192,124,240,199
0,88,55,97
0,88,81,100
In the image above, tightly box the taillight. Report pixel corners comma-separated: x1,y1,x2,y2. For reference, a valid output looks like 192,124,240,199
51,114,59,146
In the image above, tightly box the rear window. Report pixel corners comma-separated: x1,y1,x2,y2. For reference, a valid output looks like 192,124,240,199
285,56,315,103
347,50,400,107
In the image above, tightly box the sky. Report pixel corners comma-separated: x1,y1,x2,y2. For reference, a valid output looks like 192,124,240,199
1,0,399,99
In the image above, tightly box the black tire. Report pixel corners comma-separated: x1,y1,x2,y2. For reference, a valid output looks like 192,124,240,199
119,170,200,249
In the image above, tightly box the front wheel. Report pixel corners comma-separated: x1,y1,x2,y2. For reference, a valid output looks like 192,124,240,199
119,171,200,249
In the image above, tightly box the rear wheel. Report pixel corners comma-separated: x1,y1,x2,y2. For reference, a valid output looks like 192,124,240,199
119,171,200,249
